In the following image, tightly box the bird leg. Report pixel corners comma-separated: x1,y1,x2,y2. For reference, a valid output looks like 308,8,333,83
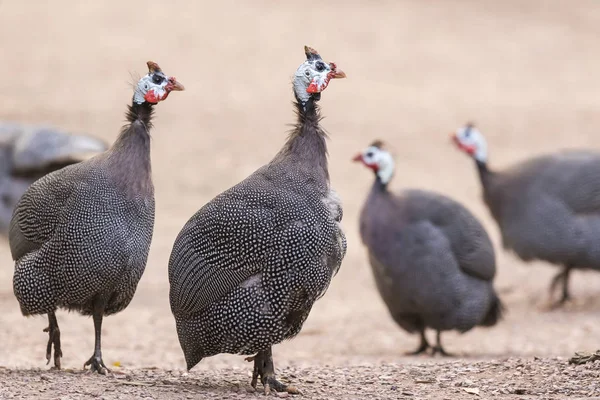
244,347,299,395
405,329,430,355
431,331,453,357
43,311,62,369
549,266,572,307
83,300,110,374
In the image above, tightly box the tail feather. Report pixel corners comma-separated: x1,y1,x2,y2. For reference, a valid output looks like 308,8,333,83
480,291,504,327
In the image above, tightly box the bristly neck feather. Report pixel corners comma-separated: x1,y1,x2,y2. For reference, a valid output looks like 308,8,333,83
374,175,389,191
126,100,155,128
476,158,495,194
113,100,153,156
276,93,329,181
107,99,154,196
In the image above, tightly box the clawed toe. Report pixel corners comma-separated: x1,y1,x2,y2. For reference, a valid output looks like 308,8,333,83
431,346,454,357
264,376,298,394
406,331,431,356
43,323,62,369
248,348,299,395
549,297,571,310
253,376,297,395
84,355,110,375
405,343,430,356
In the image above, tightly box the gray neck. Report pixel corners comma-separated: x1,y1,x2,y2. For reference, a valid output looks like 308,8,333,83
274,98,329,183
106,101,154,197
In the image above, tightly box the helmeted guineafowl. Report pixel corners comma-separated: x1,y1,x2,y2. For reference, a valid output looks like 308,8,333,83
168,46,346,394
354,141,503,356
9,61,184,372
453,123,600,307
0,123,107,234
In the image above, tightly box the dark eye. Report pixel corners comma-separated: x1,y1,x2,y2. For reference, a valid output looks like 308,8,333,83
152,75,164,84
464,127,472,137
315,61,326,72
366,151,374,158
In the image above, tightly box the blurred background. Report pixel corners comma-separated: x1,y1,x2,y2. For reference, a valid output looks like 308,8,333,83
1,0,599,370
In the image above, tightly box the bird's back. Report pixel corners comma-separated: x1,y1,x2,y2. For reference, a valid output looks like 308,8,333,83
485,151,600,267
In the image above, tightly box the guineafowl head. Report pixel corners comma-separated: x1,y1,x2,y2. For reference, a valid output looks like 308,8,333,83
353,140,395,185
452,123,488,163
293,45,346,106
133,61,185,105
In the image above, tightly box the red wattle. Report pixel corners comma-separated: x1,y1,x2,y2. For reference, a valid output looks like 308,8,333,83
452,136,477,155
462,144,477,155
144,89,170,104
144,90,159,104
367,163,379,172
307,81,320,93
357,160,379,172
306,75,333,94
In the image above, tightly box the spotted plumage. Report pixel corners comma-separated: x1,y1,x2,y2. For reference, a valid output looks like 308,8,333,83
11,152,155,317
453,123,600,306
355,142,503,355
9,61,184,372
0,123,107,234
169,46,346,393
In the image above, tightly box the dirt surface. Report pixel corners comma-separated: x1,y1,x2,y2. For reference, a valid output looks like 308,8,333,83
1,0,600,399
2,357,600,400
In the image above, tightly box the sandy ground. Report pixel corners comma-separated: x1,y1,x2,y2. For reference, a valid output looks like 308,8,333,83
1,0,600,398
